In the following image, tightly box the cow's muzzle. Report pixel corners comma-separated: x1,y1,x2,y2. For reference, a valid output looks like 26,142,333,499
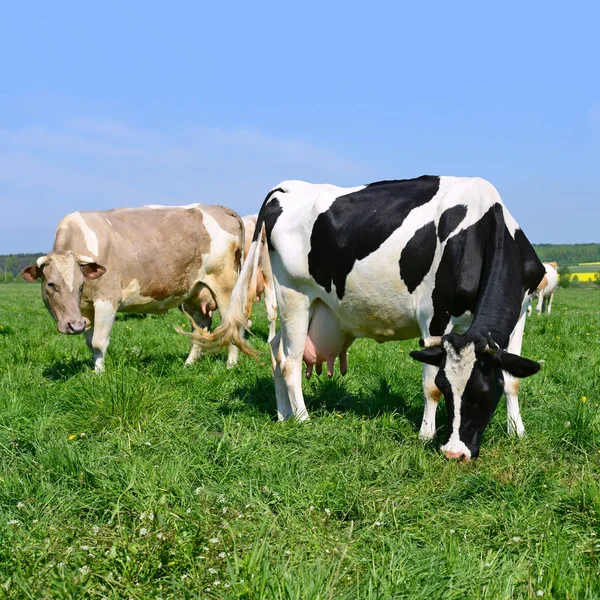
60,319,86,335
443,450,471,462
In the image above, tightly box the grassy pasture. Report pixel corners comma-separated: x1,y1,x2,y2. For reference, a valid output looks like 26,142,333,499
0,283,599,599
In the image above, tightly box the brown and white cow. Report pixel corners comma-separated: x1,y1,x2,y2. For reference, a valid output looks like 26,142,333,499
527,261,559,316
21,204,244,371
242,214,277,341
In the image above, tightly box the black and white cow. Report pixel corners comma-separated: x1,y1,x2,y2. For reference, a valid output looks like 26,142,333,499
193,176,545,460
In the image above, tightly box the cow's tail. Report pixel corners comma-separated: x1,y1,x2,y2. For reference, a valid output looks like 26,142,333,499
185,222,266,361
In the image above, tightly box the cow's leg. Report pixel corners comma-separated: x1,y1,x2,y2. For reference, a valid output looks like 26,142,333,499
89,300,116,373
547,291,555,315
269,331,292,420
536,290,544,315
419,363,442,441
184,303,212,366
207,284,244,368
504,309,527,436
272,285,311,421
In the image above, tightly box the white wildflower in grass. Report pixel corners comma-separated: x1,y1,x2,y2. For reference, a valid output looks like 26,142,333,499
284,550,291,556
144,441,151,446
57,563,64,568
140,528,148,537
78,565,90,576
209,537,219,544
7,520,19,526
81,545,90,551
186,508,191,514
224,583,230,589
148,512,154,521
181,573,188,581
324,508,331,516
219,496,226,503
449,530,456,534
32,519,38,524
208,567,218,575
222,507,228,515
213,580,221,586
374,521,382,527
537,591,545,597
156,532,164,540
140,512,146,521
512,536,521,543
92,525,99,535
218,551,226,559
309,505,315,511
194,487,202,495
16,502,25,509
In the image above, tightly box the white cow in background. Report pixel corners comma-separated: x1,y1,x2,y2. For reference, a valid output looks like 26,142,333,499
528,261,559,315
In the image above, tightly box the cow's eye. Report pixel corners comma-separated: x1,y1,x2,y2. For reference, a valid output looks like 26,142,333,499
47,282,55,289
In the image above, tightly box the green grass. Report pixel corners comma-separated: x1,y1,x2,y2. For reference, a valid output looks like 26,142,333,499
0,284,599,599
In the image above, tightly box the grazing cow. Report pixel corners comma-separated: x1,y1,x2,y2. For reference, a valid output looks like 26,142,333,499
529,261,558,315
21,204,244,371
242,214,277,341
192,176,545,460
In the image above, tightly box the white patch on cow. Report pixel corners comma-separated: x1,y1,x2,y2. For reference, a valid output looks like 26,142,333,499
439,340,477,459
53,253,76,292
61,212,99,257
145,203,202,210
199,208,238,271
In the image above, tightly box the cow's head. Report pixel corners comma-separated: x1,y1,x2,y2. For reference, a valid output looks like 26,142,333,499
410,332,540,460
21,251,106,334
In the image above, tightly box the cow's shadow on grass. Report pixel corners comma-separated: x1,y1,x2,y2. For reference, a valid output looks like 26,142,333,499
43,358,91,381
116,313,148,321
226,373,428,430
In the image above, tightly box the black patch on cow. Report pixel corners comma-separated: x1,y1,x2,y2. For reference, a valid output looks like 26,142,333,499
514,227,545,294
430,203,533,348
308,176,441,299
429,208,492,336
438,204,468,242
399,221,437,293
253,187,285,250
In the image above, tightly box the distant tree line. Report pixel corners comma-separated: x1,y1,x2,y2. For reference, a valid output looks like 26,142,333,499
0,253,42,283
1,243,599,283
533,243,600,265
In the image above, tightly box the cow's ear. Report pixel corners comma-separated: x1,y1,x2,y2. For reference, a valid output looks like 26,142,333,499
21,264,43,282
496,351,541,378
79,262,106,280
410,346,445,367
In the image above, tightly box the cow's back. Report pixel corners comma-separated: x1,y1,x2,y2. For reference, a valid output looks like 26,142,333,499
54,204,242,305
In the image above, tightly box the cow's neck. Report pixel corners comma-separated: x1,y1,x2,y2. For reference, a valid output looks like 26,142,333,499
468,206,524,348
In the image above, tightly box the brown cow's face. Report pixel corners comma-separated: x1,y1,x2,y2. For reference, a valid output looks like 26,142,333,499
21,252,106,335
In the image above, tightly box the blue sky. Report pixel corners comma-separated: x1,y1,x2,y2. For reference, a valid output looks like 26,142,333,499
1,0,598,253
